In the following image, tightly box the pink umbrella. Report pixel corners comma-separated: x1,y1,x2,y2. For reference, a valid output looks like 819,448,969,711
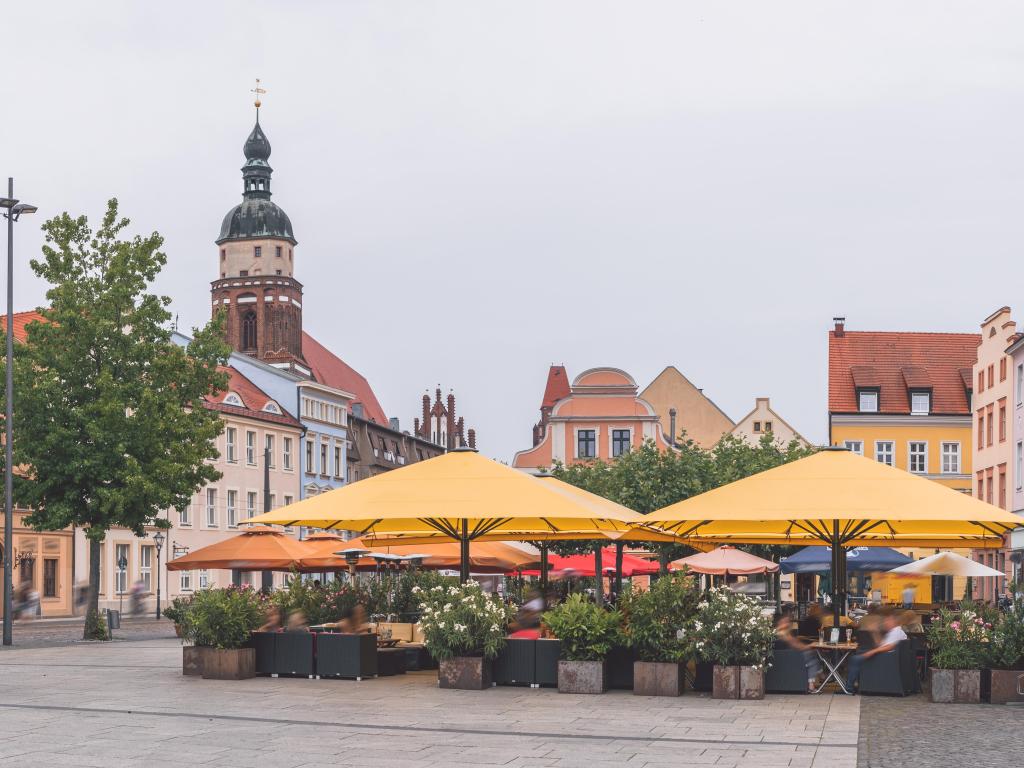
670,545,779,576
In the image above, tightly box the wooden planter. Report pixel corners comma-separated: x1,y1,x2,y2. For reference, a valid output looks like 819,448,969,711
985,669,1024,705
182,646,206,676
739,666,765,700
201,647,256,680
712,665,739,699
930,668,981,703
439,656,491,690
633,661,684,697
558,659,607,694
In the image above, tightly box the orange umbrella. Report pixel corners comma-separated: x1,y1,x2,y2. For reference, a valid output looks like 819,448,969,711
166,526,310,572
340,536,539,574
670,545,780,576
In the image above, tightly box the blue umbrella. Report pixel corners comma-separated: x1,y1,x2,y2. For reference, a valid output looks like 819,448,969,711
780,545,912,574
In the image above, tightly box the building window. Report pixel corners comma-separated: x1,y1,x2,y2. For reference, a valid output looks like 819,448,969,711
320,443,328,475
220,248,226,260
941,442,960,474
334,445,342,477
753,421,762,433
239,270,249,277
227,490,237,528
283,437,293,470
246,430,256,465
268,493,276,511
199,570,209,589
987,472,994,504
275,246,282,258
610,429,631,457
577,429,596,459
910,391,930,415
1000,358,1007,382
843,440,863,455
179,506,190,526
1018,364,1024,406
115,544,129,594
764,420,773,433
988,364,995,389
875,441,894,466
978,370,985,393
999,468,1007,509
1017,442,1023,490
284,495,293,510
43,558,58,598
977,472,984,501
206,488,217,527
247,491,257,519
908,442,927,474
254,246,262,258
241,310,257,351
999,403,1007,442
305,440,314,474
140,546,153,592
265,434,275,468
858,390,878,413
987,406,994,446
180,571,192,592
226,427,237,463
978,410,985,450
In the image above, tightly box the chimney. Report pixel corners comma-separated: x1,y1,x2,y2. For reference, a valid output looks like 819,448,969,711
352,402,364,420
669,407,677,447
389,417,401,432
457,417,465,447
468,428,477,450
421,394,430,439
833,316,846,337
414,417,420,436
446,393,456,449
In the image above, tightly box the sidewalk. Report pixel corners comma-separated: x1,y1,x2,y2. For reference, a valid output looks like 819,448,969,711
2,615,178,649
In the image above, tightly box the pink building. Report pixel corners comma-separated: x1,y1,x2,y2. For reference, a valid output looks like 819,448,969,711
512,366,672,473
1005,331,1024,583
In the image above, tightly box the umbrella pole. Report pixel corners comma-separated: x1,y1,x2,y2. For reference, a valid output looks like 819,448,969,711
614,541,624,598
830,521,842,629
539,544,549,592
593,544,604,606
459,520,470,584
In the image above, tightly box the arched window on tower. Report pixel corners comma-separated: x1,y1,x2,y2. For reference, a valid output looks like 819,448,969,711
241,310,258,352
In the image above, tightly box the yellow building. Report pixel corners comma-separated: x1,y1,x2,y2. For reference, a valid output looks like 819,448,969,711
828,317,981,599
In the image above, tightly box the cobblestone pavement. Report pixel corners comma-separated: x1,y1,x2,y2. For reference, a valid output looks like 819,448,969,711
1,616,177,649
857,695,1024,768
0,639,858,768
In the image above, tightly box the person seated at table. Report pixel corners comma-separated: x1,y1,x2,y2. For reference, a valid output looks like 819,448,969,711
843,610,907,695
820,612,855,629
321,603,372,634
285,608,309,632
901,610,924,634
258,604,282,632
775,613,821,691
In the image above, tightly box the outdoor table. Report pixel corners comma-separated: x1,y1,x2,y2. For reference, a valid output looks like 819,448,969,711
809,641,858,694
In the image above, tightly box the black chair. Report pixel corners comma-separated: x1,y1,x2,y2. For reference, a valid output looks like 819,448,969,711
692,660,713,692
766,644,809,694
607,645,636,690
858,640,918,696
377,647,407,676
274,631,316,677
246,631,277,675
317,633,378,680
907,633,928,681
493,639,537,686
535,639,560,687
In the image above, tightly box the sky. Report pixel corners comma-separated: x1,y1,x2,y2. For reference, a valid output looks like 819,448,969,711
2,1,1023,463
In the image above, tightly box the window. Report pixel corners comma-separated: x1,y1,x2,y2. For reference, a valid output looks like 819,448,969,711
858,390,878,413
987,476,994,504
140,546,153,592
999,468,1007,509
764,421,773,433
978,370,985,393
226,427,237,463
283,437,293,470
941,442,960,474
275,246,282,258
1018,364,1024,406
206,488,218,527
978,411,985,450
239,269,249,277
306,440,314,474
179,506,191,526
988,364,995,389
284,495,293,509
875,441,894,466
220,248,226,260
199,570,209,589
987,406,994,446
611,429,631,457
254,246,262,258
43,558,58,598
977,472,985,501
241,310,257,351
115,544,129,594
246,430,256,465
334,445,342,477
227,490,237,528
1000,358,1007,382
910,391,930,415
753,421,762,433
909,442,927,473
247,491,257,519
320,443,328,474
265,434,275,468
1000,403,1007,442
180,571,192,592
577,429,596,459
1018,442,1023,490
268,493,276,511
843,440,863,455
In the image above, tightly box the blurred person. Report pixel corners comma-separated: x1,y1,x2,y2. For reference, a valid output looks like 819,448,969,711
258,604,282,632
285,608,308,631
129,579,146,616
775,613,821,691
843,611,907,694
901,610,924,634
509,588,544,639
901,583,917,608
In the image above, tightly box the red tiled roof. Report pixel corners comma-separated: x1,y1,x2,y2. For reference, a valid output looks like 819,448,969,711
301,332,388,424
541,365,570,409
203,366,301,428
850,365,880,388
829,330,980,415
0,310,46,342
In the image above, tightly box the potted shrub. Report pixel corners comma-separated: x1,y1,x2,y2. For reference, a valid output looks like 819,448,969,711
692,587,773,700
627,571,700,696
186,586,265,680
928,604,990,703
416,580,512,690
163,595,193,638
981,595,1024,704
543,593,622,694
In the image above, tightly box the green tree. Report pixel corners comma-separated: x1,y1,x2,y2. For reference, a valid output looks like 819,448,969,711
9,199,229,639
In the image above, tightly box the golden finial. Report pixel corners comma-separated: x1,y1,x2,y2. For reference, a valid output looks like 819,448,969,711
251,78,266,110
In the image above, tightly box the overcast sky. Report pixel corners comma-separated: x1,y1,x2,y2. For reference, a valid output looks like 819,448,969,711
3,2,1023,462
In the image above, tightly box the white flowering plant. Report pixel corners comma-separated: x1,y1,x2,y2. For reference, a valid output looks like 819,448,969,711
415,580,514,661
690,587,774,669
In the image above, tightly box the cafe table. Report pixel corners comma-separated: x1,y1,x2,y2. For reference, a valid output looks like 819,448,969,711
808,641,859,694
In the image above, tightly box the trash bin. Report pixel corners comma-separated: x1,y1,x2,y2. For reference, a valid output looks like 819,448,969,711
106,608,121,630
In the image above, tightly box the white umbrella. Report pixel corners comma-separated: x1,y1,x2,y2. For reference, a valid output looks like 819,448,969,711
888,551,1004,577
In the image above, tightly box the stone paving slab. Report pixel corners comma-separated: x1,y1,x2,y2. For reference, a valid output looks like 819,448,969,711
0,639,858,768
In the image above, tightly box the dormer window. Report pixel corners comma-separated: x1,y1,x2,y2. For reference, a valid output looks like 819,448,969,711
223,392,244,407
858,389,879,413
911,391,931,415
262,401,281,414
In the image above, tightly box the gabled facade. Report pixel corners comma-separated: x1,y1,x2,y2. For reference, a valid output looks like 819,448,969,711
730,397,809,447
639,366,735,448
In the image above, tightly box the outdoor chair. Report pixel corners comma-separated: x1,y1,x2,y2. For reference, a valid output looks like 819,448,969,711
274,631,316,677
857,640,918,696
607,645,636,690
316,632,378,680
691,660,713,692
907,632,928,681
246,631,277,675
766,643,809,694
535,639,560,687
376,647,407,676
493,638,537,686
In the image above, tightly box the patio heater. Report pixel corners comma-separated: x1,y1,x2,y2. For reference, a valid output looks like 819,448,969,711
339,548,368,585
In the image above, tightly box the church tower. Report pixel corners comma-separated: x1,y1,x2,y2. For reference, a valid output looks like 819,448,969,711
211,93,308,376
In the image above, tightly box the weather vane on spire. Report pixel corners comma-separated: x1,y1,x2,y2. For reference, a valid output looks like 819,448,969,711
251,78,266,115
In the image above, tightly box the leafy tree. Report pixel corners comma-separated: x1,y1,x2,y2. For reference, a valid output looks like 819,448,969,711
8,199,229,639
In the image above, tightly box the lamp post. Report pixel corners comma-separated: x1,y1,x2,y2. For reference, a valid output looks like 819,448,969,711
1,178,37,646
152,530,165,619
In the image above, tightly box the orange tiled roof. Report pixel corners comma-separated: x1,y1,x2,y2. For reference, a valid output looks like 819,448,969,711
829,330,980,415
203,365,301,428
541,365,570,409
0,310,46,342
301,331,388,424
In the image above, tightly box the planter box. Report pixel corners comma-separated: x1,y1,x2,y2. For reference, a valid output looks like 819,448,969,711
712,665,739,699
558,659,607,694
986,669,1024,705
493,638,537,686
317,633,378,680
245,631,277,675
692,660,713,692
201,647,255,680
739,666,765,700
439,656,492,690
182,646,206,676
633,661,684,697
930,668,981,703
274,631,315,677
607,645,635,690
535,639,561,687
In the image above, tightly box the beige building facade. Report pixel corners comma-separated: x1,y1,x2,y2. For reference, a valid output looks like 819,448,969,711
639,366,735,448
730,397,809,447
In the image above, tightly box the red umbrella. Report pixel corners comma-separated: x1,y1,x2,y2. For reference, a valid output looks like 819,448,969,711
517,546,659,577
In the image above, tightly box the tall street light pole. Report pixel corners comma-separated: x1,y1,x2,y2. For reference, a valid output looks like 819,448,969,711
152,530,165,619
1,178,37,647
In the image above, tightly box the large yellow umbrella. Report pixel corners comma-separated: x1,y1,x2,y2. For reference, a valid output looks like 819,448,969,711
248,448,643,581
641,448,1022,618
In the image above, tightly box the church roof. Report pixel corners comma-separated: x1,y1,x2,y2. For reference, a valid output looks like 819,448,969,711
302,332,388,424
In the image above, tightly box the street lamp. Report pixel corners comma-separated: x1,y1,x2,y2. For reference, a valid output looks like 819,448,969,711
1,178,37,647
152,530,165,619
